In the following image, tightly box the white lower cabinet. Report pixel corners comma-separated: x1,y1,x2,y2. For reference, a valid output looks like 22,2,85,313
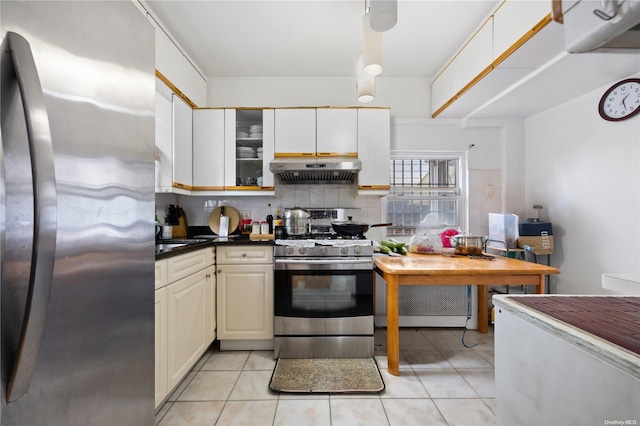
206,266,217,343
216,245,274,343
155,248,215,409
154,287,168,409
167,265,211,390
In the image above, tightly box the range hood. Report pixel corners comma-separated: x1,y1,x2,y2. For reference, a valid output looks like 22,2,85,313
269,157,362,184
562,0,640,53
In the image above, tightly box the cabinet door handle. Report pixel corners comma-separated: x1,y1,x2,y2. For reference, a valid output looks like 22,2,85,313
217,270,222,274
242,253,246,257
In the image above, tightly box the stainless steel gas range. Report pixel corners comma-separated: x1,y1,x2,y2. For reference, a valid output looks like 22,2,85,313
273,209,374,359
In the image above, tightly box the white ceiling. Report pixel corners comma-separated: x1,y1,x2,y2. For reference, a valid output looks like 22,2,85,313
143,1,640,118
144,0,499,79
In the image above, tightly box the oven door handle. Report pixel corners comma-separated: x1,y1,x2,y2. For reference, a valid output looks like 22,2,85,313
274,258,373,270
275,258,371,265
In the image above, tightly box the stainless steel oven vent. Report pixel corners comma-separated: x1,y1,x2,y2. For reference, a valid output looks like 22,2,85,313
275,170,359,184
270,157,361,184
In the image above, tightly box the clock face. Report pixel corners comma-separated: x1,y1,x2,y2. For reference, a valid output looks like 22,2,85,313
598,78,640,121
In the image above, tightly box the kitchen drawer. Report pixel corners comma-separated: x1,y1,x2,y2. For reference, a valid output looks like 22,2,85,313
167,247,215,283
155,259,168,290
217,245,273,264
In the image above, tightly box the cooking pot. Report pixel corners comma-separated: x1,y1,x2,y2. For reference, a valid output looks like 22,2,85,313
331,216,392,237
449,234,487,255
283,205,310,235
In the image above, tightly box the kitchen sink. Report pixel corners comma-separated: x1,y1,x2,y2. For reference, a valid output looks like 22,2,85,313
155,239,208,255
156,242,188,251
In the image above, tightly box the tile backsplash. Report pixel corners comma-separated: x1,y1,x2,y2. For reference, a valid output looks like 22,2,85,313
156,169,502,244
156,184,386,241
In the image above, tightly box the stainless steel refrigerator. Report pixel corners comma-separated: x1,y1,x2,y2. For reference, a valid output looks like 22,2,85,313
1,1,155,424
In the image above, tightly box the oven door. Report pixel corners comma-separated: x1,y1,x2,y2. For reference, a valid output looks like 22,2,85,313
274,258,373,319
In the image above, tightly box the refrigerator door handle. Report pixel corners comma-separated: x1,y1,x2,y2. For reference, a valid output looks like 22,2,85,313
3,32,57,403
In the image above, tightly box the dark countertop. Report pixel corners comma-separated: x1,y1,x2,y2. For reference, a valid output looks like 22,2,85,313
155,235,274,260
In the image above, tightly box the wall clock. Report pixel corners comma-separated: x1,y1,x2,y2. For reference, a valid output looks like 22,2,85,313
598,78,640,121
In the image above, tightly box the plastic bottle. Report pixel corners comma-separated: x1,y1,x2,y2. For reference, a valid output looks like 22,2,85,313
274,209,283,227
266,203,273,233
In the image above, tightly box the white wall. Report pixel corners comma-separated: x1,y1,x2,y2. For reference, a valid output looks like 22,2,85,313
524,74,640,295
390,118,506,236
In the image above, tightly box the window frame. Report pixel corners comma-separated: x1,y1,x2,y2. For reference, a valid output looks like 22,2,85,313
382,150,468,238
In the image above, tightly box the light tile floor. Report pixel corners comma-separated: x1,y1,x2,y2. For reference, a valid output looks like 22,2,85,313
156,327,496,426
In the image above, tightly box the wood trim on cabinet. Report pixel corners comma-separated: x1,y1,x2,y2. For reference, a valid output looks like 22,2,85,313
316,152,358,157
551,0,563,23
192,186,225,191
274,152,316,158
223,186,275,191
431,13,552,119
156,70,198,108
492,14,552,68
172,182,193,190
358,185,391,190
432,63,493,118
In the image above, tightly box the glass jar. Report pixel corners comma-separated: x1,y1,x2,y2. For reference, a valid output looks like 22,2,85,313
251,221,261,234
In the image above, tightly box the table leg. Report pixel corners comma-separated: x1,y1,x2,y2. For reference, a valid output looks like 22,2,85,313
478,285,489,334
386,274,400,376
537,275,545,294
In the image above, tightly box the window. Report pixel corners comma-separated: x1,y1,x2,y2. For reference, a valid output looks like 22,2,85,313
383,152,466,237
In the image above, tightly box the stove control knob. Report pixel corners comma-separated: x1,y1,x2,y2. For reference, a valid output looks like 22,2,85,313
298,247,307,255
341,247,349,255
319,246,327,255
285,246,294,255
354,246,361,255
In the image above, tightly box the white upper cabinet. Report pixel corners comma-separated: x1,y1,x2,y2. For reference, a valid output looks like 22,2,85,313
224,109,275,192
316,108,358,156
492,0,552,62
432,17,494,117
261,109,276,188
155,80,173,192
431,0,552,118
357,108,390,194
193,109,225,191
274,109,316,156
454,17,493,94
172,94,193,191
154,22,206,107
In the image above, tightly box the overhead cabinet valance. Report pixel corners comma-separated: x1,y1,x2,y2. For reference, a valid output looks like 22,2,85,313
431,0,554,118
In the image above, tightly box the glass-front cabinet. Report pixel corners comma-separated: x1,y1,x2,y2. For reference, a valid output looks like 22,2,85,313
224,109,275,191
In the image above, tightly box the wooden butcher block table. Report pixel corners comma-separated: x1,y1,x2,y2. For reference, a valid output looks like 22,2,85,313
373,253,560,376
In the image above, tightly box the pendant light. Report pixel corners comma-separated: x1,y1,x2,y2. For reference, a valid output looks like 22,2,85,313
357,52,375,103
362,11,383,76
369,0,397,32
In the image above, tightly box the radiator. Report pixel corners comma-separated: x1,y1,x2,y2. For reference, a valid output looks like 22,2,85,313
374,275,478,329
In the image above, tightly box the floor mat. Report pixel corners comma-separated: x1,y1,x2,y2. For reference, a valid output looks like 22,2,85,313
269,358,385,393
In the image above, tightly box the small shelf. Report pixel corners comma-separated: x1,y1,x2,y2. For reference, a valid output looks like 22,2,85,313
236,157,262,161
236,139,263,148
